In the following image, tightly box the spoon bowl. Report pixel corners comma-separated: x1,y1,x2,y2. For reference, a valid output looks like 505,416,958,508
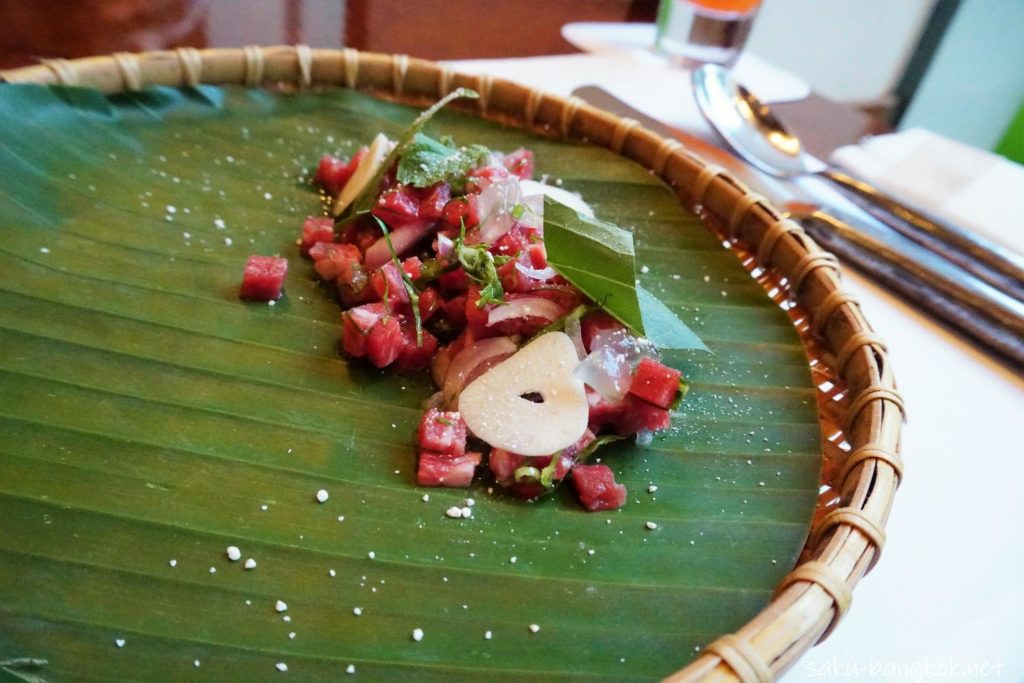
692,63,825,177
691,63,1024,298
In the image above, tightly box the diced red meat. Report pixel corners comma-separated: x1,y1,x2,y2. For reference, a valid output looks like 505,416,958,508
442,293,468,327
465,286,497,338
490,225,531,257
530,429,596,484
465,165,511,193
394,324,438,374
528,243,548,269
497,259,525,293
438,267,468,294
308,240,333,261
415,286,441,322
401,256,423,280
490,429,595,494
439,195,479,231
366,313,403,368
628,357,683,409
370,256,426,306
559,429,596,474
510,481,547,500
572,464,627,511
240,255,288,301
488,448,527,487
497,257,550,293
313,147,367,195
337,269,378,308
340,302,389,358
614,394,672,436
587,389,626,433
339,221,381,254
313,243,362,283
581,310,627,353
300,216,335,256
372,185,428,231
417,451,481,487
416,182,452,223
371,261,411,305
502,148,534,180
418,408,467,456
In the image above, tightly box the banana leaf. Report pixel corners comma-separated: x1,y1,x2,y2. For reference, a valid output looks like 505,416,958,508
0,84,821,681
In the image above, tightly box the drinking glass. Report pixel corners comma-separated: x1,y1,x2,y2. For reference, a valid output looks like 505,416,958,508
655,0,762,68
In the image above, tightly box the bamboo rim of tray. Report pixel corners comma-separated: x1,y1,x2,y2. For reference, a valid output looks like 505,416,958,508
1,46,904,683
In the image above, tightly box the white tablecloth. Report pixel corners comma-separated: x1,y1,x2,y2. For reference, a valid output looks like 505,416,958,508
449,53,1024,682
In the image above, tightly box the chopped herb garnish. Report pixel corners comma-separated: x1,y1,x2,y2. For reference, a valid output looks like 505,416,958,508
513,466,542,484
537,435,626,489
453,222,506,308
670,376,690,411
373,216,424,346
340,88,480,221
414,257,450,284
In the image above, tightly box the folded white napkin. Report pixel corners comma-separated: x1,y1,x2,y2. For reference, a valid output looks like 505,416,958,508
830,128,1024,256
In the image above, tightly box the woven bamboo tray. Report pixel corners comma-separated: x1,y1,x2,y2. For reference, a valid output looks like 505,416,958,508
1,46,903,682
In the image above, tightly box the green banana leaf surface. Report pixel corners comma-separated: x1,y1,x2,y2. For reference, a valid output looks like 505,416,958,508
0,84,821,682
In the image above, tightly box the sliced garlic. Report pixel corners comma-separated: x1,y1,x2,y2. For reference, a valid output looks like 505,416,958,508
332,132,394,216
459,332,588,456
519,179,594,217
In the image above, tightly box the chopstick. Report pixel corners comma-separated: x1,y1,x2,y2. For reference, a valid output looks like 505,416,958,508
797,210,1024,372
822,169,1024,303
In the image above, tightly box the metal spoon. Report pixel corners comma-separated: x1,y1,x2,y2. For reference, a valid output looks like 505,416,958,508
692,63,1024,301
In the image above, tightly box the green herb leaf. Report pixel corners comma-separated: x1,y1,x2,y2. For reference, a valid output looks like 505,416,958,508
638,285,709,352
397,133,490,189
543,195,641,326
340,88,479,220
543,196,706,351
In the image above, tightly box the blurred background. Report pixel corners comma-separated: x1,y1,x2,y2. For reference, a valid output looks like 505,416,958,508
0,0,1021,161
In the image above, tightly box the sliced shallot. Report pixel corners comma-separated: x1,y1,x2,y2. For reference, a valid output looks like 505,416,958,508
475,180,523,244
364,221,434,270
442,336,518,407
486,295,562,326
519,179,594,218
435,233,454,258
513,262,557,282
